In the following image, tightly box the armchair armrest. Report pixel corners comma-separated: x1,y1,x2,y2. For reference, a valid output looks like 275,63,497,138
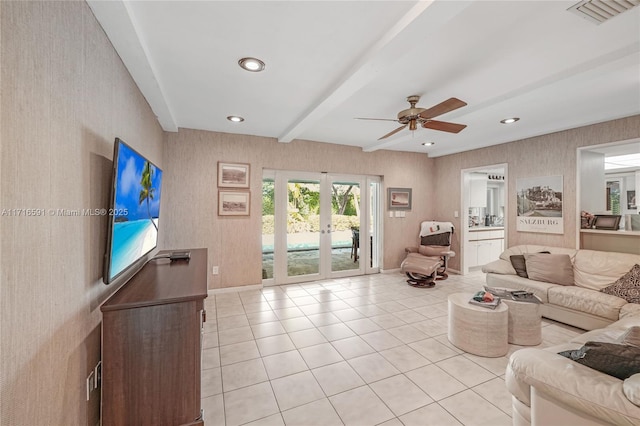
405,247,419,253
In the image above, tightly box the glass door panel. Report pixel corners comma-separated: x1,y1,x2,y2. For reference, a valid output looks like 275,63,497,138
330,180,362,274
368,179,381,273
261,177,275,280
286,178,321,279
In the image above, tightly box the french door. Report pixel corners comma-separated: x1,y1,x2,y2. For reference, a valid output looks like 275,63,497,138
264,170,380,285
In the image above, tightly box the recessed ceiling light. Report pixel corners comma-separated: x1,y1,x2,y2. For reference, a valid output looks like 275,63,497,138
500,117,520,124
238,57,265,72
227,115,244,123
422,142,435,146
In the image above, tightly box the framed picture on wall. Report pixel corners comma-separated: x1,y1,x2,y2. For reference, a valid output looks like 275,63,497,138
628,190,636,210
218,190,250,216
516,175,563,234
218,162,250,188
387,188,412,211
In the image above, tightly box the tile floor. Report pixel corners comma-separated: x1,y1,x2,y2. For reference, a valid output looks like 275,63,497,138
201,271,584,426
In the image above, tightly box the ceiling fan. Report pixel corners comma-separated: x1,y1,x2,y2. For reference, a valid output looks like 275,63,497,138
356,95,468,140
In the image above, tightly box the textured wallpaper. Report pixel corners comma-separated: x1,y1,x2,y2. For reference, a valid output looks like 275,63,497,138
162,130,435,289
1,2,164,424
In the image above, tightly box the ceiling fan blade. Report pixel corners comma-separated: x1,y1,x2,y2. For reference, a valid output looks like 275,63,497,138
355,117,399,122
419,98,467,119
378,124,407,140
422,120,467,134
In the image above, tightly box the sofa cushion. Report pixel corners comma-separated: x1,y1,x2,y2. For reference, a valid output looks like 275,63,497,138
621,303,640,319
524,253,574,286
485,273,553,303
548,286,627,320
574,251,640,291
601,264,640,304
624,374,640,406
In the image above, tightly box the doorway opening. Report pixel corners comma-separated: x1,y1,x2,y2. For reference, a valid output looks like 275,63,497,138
262,170,381,285
461,164,508,275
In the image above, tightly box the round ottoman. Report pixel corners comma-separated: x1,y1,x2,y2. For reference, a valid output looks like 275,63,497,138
448,293,509,357
502,299,542,346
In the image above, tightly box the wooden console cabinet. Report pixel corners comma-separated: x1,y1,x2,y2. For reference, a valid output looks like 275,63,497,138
101,248,208,426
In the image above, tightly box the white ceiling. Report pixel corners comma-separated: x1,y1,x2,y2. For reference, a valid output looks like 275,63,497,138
87,0,640,157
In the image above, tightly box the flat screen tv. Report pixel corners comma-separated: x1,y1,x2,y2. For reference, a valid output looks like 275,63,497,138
103,138,163,284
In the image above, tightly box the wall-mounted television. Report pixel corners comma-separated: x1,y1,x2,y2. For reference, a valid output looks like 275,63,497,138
103,138,163,284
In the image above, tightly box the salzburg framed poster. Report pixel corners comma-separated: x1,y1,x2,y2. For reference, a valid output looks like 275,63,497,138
516,175,563,234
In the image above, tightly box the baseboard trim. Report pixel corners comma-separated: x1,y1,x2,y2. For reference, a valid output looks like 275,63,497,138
208,283,263,295
380,268,402,274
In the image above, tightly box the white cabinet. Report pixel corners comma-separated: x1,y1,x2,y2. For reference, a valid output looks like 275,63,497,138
469,173,488,208
466,229,504,268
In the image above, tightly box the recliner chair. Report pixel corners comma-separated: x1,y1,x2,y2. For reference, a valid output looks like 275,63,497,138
401,221,455,287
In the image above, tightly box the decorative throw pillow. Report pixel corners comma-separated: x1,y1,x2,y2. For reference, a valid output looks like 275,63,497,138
558,341,640,380
509,251,550,278
600,264,640,304
524,253,574,286
510,255,528,278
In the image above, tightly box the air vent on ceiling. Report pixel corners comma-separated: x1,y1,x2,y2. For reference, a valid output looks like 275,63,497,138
568,0,639,24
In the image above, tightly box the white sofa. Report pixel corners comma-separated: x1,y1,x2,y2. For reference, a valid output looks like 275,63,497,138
482,245,640,331
506,312,640,425
483,245,640,425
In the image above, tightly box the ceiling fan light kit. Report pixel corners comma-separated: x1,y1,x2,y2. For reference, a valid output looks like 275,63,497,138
357,95,468,140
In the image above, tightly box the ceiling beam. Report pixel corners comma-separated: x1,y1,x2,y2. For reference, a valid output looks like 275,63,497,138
278,1,471,143
87,0,178,132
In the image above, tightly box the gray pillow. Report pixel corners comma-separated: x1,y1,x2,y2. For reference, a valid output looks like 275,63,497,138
510,255,528,278
558,341,640,380
524,253,574,286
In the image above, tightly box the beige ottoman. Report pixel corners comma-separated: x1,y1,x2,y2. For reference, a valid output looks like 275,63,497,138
502,299,542,346
447,293,508,357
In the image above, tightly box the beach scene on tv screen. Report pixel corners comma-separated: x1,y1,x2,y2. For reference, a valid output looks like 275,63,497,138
109,143,163,279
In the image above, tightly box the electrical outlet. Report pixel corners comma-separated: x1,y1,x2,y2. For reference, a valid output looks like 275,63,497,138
212,266,219,275
86,371,95,401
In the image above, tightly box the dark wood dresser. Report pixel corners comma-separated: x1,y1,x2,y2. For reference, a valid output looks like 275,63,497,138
101,248,208,426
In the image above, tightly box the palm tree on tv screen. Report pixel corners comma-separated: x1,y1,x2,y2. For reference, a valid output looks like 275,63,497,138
139,161,158,231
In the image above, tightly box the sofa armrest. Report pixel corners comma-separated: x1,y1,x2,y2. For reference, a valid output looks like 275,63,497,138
482,259,516,275
508,348,640,425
